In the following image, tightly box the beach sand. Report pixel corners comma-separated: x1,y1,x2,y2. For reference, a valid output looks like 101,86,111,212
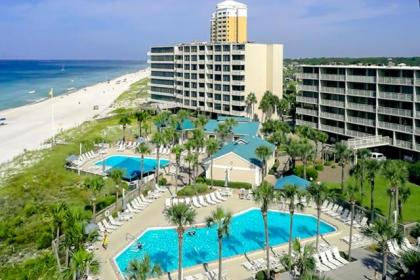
0,69,150,164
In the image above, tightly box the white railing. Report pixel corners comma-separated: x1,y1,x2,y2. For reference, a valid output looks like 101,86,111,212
345,135,391,149
347,103,375,112
415,128,420,135
347,116,375,126
296,120,317,128
321,74,345,81
347,89,376,98
347,75,376,83
297,73,318,80
378,77,413,85
320,112,345,121
417,111,420,118
378,107,412,117
320,124,344,134
416,79,420,86
378,122,413,133
415,144,420,151
321,87,345,94
347,130,373,138
296,96,318,104
297,108,318,117
395,140,412,149
379,92,413,101
321,99,345,107
299,85,318,92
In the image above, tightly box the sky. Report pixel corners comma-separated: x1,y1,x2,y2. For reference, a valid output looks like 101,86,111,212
0,0,419,60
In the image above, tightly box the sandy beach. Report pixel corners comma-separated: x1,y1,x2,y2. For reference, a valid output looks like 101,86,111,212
0,69,150,165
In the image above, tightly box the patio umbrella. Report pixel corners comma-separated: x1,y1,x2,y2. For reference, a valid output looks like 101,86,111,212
224,169,229,188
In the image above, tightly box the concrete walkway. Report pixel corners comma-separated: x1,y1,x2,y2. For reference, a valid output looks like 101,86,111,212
93,187,364,280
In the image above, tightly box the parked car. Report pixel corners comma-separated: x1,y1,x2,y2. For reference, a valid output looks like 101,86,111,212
370,152,386,161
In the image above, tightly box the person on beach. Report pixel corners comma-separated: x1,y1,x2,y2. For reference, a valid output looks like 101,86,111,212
102,232,109,250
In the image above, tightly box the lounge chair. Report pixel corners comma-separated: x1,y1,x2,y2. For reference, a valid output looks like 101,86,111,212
165,198,172,208
109,216,123,226
118,211,132,221
319,252,337,270
330,206,343,217
338,209,349,221
127,203,141,213
184,197,191,205
102,219,118,230
198,196,208,207
392,239,406,254
131,200,146,210
156,185,166,193
141,194,153,203
387,241,401,256
320,201,331,212
97,221,107,233
313,254,331,272
210,192,222,203
326,204,339,216
403,238,420,252
205,194,217,205
332,247,349,264
215,191,227,201
135,197,148,207
242,262,258,272
325,250,344,266
192,197,202,208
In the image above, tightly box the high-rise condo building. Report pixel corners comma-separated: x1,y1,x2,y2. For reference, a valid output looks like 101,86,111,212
148,0,283,118
296,64,420,158
210,0,247,43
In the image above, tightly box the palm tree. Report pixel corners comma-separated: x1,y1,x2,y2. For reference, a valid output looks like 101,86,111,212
65,248,99,280
362,219,401,280
163,126,179,146
83,176,105,218
191,128,205,153
215,122,231,144
397,185,411,222
365,159,381,221
280,239,316,278
206,138,220,188
127,255,162,280
297,138,315,180
183,140,194,185
393,250,420,280
119,114,132,144
344,183,358,261
224,118,238,133
206,207,232,280
334,143,352,191
253,181,276,277
276,98,289,121
246,92,257,119
281,184,304,256
133,110,150,137
154,110,170,132
108,168,124,210
255,145,273,179
135,143,151,188
316,131,328,163
50,202,68,272
306,182,329,251
194,114,208,128
382,160,408,223
285,139,300,170
185,153,199,184
164,204,197,280
259,91,276,121
176,109,190,142
171,144,183,193
151,131,166,185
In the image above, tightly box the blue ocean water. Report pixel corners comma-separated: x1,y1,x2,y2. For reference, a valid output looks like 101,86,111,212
0,60,146,111
115,208,336,274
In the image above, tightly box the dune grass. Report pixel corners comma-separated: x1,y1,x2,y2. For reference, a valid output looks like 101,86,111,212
324,175,420,223
113,77,149,107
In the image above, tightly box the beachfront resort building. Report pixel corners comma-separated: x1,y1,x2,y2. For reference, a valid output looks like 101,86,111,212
296,64,420,159
210,0,248,43
204,135,275,186
148,0,283,119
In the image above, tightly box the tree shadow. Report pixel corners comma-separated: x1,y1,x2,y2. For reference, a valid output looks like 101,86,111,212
241,229,264,248
150,250,176,272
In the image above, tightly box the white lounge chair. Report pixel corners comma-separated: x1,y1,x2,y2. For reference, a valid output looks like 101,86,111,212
127,203,141,213
192,197,202,208
210,192,222,203
131,200,146,210
205,194,217,205
165,198,172,209
134,197,148,207
326,204,339,216
313,254,331,272
215,191,227,201
97,221,107,233
332,247,349,264
198,196,208,207
403,238,420,252
330,206,343,217
338,209,349,221
109,215,123,226
184,197,191,205
392,239,406,254
319,252,337,270
102,219,118,230
325,250,344,267
141,194,153,203
118,211,132,221
320,201,331,212
387,240,401,257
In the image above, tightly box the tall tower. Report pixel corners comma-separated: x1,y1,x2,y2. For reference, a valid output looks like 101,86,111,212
210,0,248,43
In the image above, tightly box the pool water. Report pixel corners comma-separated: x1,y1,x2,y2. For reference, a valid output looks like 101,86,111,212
95,155,169,180
115,208,336,274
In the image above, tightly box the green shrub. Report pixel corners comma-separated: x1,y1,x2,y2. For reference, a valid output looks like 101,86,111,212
36,232,52,250
410,223,420,238
314,163,324,171
205,179,252,189
408,162,420,185
158,177,168,186
331,164,336,169
324,160,332,166
177,183,209,197
293,165,318,180
86,195,115,213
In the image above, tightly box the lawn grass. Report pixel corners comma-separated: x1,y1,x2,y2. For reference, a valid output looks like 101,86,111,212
324,175,420,223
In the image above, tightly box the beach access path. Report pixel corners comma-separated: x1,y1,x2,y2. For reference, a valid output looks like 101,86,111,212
0,69,149,165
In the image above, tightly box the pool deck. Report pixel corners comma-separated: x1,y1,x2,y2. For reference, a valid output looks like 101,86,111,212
93,186,362,280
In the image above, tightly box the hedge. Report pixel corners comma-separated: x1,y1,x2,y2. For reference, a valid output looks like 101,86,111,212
205,179,252,189
177,183,209,196
293,165,318,181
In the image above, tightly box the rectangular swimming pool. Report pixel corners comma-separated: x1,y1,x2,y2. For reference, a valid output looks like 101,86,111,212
114,208,336,275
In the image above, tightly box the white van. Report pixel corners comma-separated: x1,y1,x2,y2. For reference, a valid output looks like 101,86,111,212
371,152,386,161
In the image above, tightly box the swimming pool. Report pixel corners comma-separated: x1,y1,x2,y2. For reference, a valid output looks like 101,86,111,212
114,208,336,274
95,155,170,180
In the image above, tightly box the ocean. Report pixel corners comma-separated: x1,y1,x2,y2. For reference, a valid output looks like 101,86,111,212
0,60,147,111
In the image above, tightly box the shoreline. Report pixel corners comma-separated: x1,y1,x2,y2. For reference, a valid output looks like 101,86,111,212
0,68,150,165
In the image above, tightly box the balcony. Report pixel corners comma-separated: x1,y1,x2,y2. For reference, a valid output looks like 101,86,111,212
231,80,245,86
296,73,318,80
296,120,317,128
394,139,413,149
320,112,345,121
320,74,345,81
378,77,413,85
347,102,375,112
415,128,420,135
416,79,420,86
321,87,345,94
416,144,420,152
320,124,345,135
297,108,318,117
299,85,318,92
379,92,413,102
347,89,376,98
320,99,345,108
347,75,376,83
416,111,420,118
231,60,245,65
378,107,412,118
231,70,245,76
347,130,373,138
347,116,375,127
378,122,413,133
296,96,318,104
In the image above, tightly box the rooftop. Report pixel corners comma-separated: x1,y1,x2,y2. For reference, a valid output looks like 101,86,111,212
274,175,310,190
216,0,247,9
209,136,275,167
299,64,420,70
